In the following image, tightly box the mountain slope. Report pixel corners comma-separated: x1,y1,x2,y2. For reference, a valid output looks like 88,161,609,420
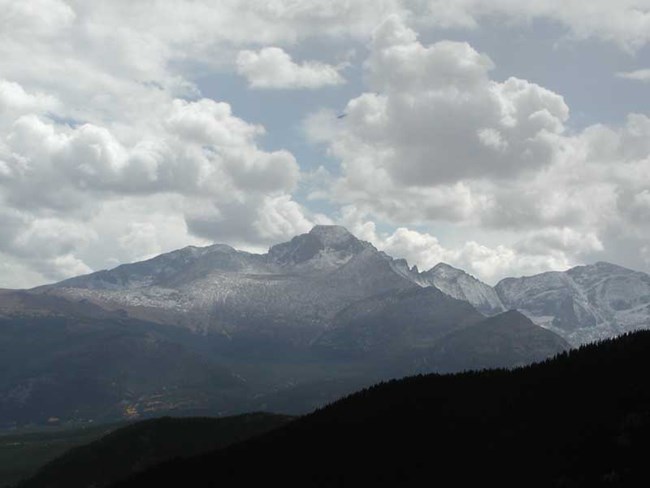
0,296,245,427
315,286,483,356
497,261,650,344
111,331,650,488
418,310,570,372
258,306,566,409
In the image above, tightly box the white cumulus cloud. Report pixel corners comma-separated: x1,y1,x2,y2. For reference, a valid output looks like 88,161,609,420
237,47,345,89
309,17,569,223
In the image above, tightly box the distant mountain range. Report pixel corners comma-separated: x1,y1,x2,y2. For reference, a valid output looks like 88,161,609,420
1,225,648,426
32,225,650,345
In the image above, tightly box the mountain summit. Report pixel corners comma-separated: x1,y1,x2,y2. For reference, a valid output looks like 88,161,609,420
309,225,359,246
268,225,370,268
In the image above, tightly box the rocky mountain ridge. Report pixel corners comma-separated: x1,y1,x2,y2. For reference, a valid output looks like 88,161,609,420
38,225,650,345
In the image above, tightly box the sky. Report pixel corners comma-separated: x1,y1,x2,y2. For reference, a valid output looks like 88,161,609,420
1,0,650,287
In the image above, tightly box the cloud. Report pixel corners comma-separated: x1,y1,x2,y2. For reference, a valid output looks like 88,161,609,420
1,1,649,287
309,17,569,224
0,208,96,282
340,218,582,284
3,0,374,287
0,0,76,37
416,0,650,51
165,99,264,146
356,18,568,186
254,194,318,240
237,47,345,89
0,76,313,286
0,96,300,208
513,228,604,256
616,69,650,81
307,16,650,280
184,193,317,249
0,80,59,115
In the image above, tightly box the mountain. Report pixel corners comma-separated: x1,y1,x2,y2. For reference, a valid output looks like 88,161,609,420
40,226,419,345
107,331,650,488
417,310,570,372
0,300,246,427
315,286,483,357
17,413,291,488
420,262,505,315
40,226,511,345
16,229,650,351
0,226,583,426
496,261,650,345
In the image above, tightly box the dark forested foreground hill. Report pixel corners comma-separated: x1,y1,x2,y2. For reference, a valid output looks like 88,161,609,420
111,331,650,488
